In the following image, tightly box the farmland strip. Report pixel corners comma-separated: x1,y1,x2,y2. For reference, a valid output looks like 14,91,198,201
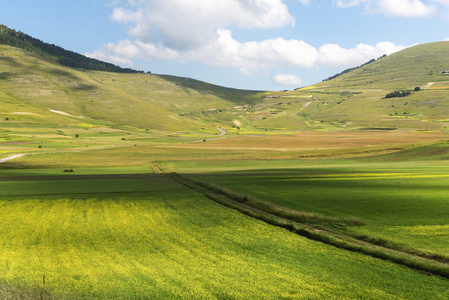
167,172,449,279
0,173,157,181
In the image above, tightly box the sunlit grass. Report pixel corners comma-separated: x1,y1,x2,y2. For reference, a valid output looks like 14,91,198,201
0,178,448,298
191,162,449,257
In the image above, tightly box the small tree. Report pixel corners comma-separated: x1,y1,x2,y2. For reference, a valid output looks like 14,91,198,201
414,86,421,92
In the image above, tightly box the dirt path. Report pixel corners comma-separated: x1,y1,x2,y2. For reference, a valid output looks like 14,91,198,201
293,100,312,119
49,109,84,118
216,127,226,136
0,154,25,163
422,82,435,89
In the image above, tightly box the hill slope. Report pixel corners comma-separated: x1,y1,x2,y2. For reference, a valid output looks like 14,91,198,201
0,24,141,73
2,32,449,134
0,44,266,134
260,41,449,132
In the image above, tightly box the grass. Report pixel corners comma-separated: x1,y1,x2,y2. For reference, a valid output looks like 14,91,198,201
187,160,449,257
0,165,153,178
5,42,449,134
169,172,449,277
4,41,449,298
1,175,449,298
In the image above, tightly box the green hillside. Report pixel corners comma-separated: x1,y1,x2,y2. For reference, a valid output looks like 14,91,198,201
0,24,141,73
166,41,449,133
2,34,449,135
274,41,449,132
0,45,265,134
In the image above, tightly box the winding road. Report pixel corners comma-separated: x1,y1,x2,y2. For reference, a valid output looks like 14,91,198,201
216,127,226,136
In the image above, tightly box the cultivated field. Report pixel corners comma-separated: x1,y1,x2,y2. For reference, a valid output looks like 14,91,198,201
1,174,449,299
188,160,449,255
3,41,449,298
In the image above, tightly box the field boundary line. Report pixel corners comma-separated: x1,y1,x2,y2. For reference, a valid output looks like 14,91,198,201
0,173,158,181
166,172,449,280
148,162,163,174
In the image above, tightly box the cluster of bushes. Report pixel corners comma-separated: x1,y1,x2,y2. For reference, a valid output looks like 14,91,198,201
385,90,412,98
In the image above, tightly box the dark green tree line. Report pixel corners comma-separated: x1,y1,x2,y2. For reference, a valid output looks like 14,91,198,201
0,24,146,73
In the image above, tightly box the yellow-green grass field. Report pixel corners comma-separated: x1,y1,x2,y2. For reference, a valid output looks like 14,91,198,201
186,160,449,257
1,175,449,299
2,131,449,298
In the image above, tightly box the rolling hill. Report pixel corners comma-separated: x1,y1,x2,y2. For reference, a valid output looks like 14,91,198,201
0,44,265,134
273,41,449,132
2,24,449,135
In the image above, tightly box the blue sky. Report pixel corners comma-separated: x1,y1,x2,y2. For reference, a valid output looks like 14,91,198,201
2,0,449,90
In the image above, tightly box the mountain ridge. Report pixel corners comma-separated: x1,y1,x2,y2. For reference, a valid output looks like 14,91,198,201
0,24,144,74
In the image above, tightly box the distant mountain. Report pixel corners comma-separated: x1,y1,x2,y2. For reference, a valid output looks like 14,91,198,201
0,24,143,73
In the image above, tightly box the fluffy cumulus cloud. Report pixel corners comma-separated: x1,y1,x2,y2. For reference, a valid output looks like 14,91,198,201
185,29,319,74
335,0,449,17
274,74,304,86
111,0,294,51
86,0,406,85
318,42,405,68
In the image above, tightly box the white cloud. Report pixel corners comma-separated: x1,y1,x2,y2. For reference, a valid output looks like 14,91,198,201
86,0,407,85
111,0,295,51
335,0,370,8
274,74,304,86
87,32,404,75
318,42,405,69
85,39,178,67
336,0,439,17
188,29,319,74
372,0,436,17
298,0,310,5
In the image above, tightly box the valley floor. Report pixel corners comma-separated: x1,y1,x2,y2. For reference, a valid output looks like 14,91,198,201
1,131,449,298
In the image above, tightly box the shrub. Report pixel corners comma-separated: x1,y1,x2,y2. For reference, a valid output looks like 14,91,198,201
385,90,411,98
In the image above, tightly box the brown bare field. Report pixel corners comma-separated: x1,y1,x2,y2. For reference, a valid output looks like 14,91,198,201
186,131,448,150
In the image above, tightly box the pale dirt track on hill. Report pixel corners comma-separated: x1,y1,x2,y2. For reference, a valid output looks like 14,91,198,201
0,154,25,163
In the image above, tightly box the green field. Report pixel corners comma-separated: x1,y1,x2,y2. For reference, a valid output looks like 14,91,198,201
186,159,449,256
3,39,449,298
1,175,449,299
